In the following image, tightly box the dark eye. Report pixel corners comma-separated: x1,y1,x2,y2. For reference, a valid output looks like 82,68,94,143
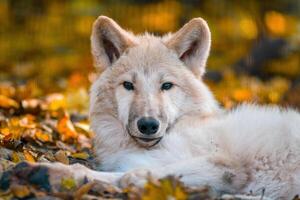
123,81,134,90
161,82,174,91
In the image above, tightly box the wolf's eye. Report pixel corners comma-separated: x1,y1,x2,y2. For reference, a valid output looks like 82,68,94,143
123,81,134,90
161,82,173,91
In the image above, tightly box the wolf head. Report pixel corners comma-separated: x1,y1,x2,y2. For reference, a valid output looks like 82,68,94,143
90,16,218,148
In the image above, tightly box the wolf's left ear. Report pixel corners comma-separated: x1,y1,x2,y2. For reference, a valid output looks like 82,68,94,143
91,16,136,70
166,18,211,76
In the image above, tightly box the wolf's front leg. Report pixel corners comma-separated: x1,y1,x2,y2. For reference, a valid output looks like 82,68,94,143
42,162,124,185
6,162,124,191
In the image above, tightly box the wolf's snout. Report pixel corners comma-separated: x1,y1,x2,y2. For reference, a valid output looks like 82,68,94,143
137,117,160,135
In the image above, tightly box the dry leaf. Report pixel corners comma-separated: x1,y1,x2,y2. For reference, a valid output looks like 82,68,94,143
61,177,77,190
57,114,78,142
23,150,36,163
35,130,53,143
71,152,89,160
74,181,96,200
0,95,19,109
46,93,66,111
55,150,69,164
10,184,31,198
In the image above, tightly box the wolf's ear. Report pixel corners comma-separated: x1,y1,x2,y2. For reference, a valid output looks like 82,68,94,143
91,16,136,70
166,18,211,76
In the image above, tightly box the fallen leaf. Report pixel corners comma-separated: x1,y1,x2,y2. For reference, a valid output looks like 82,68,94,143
0,95,19,109
71,152,89,160
10,184,31,198
142,176,187,200
55,150,69,164
46,93,66,111
11,152,21,163
23,150,36,163
35,130,53,143
57,113,78,142
74,181,96,200
61,177,77,191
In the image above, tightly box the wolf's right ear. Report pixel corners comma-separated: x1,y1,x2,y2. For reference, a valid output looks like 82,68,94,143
91,16,136,70
166,18,211,77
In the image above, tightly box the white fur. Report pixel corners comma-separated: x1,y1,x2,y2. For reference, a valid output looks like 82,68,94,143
87,17,300,199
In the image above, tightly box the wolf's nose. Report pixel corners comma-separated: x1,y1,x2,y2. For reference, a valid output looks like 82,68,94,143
137,117,160,135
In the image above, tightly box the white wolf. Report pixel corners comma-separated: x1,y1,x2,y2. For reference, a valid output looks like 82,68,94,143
24,16,300,199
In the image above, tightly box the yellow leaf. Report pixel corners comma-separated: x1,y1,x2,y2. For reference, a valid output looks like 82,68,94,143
74,122,93,138
0,95,19,109
174,184,187,200
239,17,257,40
142,177,187,200
61,177,76,190
71,152,89,160
0,127,10,136
11,152,21,163
46,93,66,111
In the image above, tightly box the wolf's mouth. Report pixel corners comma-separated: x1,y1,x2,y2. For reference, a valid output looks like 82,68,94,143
126,125,163,147
132,136,163,147
133,136,162,142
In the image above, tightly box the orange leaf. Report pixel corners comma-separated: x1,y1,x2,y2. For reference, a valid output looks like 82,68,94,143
0,95,19,109
23,150,35,163
35,130,52,142
57,114,78,142
232,89,252,102
19,115,36,129
11,184,31,198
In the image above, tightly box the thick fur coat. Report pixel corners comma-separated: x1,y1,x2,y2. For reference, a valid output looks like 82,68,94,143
88,16,300,199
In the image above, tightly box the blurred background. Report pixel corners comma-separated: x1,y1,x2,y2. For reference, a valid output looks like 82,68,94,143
1,0,300,111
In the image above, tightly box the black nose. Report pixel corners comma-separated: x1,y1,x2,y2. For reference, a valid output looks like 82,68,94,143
137,117,160,135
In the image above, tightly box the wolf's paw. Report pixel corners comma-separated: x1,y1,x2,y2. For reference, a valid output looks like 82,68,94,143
0,161,75,192
119,169,152,188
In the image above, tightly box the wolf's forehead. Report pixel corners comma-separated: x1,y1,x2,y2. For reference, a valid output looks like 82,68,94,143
124,36,178,69
112,35,185,82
